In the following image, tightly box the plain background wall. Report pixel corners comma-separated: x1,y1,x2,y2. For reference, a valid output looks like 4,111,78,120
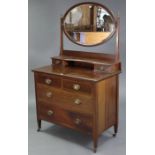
28,0,126,104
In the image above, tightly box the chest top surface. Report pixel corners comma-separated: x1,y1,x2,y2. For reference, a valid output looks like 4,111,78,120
33,65,120,82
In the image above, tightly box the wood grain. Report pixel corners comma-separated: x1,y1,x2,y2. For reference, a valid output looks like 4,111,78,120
96,80,106,135
32,65,121,82
63,50,115,62
38,102,93,132
32,3,121,152
35,72,61,88
36,83,94,114
105,76,117,129
63,78,92,94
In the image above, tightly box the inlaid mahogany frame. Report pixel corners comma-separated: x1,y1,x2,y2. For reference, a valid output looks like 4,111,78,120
62,2,117,47
60,2,120,63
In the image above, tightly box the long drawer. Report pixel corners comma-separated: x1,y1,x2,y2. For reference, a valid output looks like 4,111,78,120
36,84,94,114
37,102,93,132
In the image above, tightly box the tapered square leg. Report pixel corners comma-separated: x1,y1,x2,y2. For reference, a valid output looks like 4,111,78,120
93,136,98,153
37,120,41,132
113,124,118,137
93,140,97,153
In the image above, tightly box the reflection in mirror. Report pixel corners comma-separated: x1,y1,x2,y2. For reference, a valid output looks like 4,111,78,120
64,4,115,46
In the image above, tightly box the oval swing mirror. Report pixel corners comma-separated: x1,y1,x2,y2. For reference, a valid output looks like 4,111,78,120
63,2,116,46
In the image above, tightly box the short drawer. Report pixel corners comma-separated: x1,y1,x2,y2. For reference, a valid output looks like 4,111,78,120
63,78,92,94
37,103,93,132
36,84,94,114
35,73,61,88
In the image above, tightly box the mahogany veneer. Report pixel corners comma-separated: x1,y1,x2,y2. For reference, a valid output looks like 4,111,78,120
32,2,121,153
33,53,121,152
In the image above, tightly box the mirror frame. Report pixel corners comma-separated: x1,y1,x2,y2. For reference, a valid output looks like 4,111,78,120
63,2,117,47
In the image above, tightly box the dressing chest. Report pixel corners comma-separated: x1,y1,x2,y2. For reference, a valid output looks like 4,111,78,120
33,2,121,152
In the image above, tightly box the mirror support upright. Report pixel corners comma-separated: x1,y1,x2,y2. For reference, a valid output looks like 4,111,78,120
115,16,120,62
60,17,64,56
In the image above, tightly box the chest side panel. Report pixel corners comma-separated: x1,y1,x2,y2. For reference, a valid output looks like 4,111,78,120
96,80,106,135
96,75,118,135
105,76,117,129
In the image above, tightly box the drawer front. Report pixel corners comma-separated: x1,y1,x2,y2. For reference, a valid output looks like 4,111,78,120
36,84,93,114
63,79,92,94
35,73,61,88
38,103,93,132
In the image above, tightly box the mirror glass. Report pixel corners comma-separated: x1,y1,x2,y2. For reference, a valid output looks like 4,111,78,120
63,3,116,46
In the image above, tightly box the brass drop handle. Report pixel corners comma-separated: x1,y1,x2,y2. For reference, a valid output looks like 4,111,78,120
74,118,81,125
45,79,52,85
55,60,60,64
46,92,52,98
47,110,54,116
73,84,80,91
74,99,81,105
100,66,104,71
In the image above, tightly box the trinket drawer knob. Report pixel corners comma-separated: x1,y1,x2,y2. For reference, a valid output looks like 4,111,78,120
47,110,54,116
46,92,52,98
45,79,52,84
74,99,81,105
74,118,81,125
73,84,80,91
